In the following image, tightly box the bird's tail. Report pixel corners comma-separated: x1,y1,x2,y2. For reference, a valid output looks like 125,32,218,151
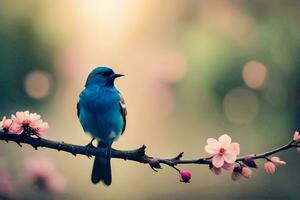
91,142,112,186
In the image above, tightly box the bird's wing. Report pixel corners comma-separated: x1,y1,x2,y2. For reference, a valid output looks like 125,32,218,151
77,101,80,118
77,91,85,118
119,93,127,134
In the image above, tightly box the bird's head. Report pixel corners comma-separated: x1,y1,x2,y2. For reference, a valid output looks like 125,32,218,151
85,67,124,87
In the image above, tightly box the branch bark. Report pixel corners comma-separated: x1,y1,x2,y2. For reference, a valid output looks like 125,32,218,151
0,130,299,170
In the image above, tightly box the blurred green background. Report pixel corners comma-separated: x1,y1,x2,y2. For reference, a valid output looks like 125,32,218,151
0,0,300,199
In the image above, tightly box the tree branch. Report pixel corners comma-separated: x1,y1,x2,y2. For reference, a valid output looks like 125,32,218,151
0,130,298,172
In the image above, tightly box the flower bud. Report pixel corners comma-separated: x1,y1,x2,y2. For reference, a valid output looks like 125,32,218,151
0,117,12,131
242,157,257,168
293,131,300,142
209,164,222,175
241,167,252,178
233,166,242,173
264,161,276,175
149,158,161,169
270,157,286,166
180,170,191,183
231,171,241,181
222,162,234,170
231,166,242,181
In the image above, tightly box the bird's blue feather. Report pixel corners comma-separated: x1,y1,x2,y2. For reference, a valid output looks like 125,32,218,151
77,67,126,185
79,84,124,144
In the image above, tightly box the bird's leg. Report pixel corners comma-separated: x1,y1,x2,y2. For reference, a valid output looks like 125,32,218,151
85,138,95,159
105,146,112,159
85,138,95,148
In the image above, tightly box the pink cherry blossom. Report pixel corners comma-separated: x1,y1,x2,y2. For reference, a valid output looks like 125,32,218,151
0,159,14,198
205,134,240,168
8,111,49,136
293,131,300,142
270,157,286,166
23,156,65,193
180,170,191,183
0,117,12,131
264,161,276,175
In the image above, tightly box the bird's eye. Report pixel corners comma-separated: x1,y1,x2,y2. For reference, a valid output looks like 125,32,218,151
99,72,110,76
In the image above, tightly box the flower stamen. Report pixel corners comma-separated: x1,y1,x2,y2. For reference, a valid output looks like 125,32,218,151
219,147,226,154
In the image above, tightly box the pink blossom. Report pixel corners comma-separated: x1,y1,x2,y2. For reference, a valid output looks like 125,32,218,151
0,159,14,198
32,121,49,137
180,170,191,183
23,156,65,193
270,157,286,166
0,117,12,131
205,134,240,168
241,167,252,178
264,161,276,175
293,131,300,142
9,111,49,136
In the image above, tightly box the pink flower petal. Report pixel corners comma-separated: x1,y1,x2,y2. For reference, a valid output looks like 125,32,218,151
15,112,24,123
218,134,231,147
223,153,237,163
212,154,225,168
205,138,221,154
222,162,234,170
210,166,222,175
241,167,252,178
264,162,276,175
0,116,5,127
35,122,49,136
207,138,219,145
0,117,12,130
30,119,43,129
270,157,286,166
293,131,300,142
8,123,23,135
29,113,41,122
227,143,240,155
205,144,220,154
24,111,30,119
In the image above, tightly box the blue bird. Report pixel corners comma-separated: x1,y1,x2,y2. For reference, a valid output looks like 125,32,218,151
77,67,127,186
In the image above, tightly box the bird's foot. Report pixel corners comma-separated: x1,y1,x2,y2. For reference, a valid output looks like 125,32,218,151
85,138,96,159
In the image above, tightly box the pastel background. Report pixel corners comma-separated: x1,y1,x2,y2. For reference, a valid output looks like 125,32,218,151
0,0,299,199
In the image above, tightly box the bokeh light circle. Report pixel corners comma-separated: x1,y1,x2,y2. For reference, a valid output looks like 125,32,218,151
242,60,268,89
24,70,52,99
223,87,258,125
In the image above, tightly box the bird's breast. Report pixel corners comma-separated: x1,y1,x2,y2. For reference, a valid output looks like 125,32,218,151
79,88,124,143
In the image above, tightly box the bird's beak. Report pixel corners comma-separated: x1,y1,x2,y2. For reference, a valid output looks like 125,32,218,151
112,74,124,79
